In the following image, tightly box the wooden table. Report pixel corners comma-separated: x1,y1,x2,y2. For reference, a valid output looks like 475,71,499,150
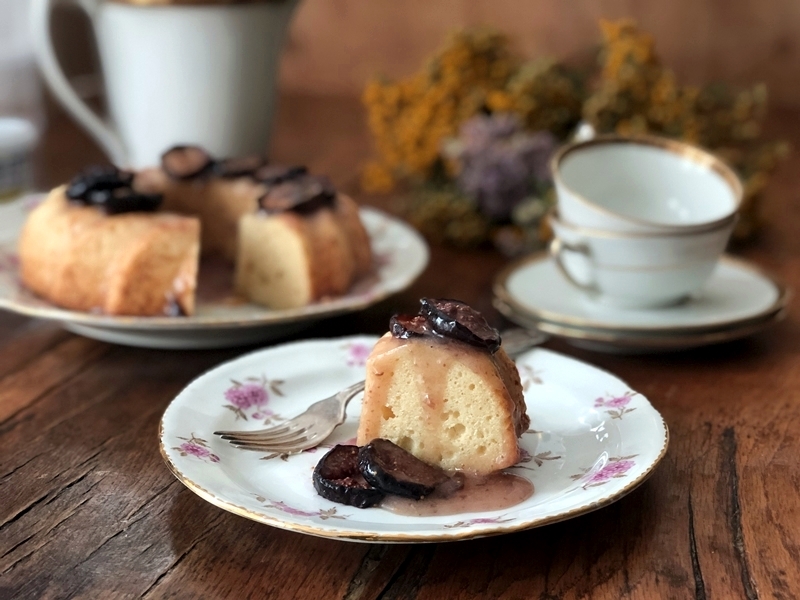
2,95,799,599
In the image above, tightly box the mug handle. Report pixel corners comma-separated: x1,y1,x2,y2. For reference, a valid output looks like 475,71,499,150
549,237,600,295
30,0,128,165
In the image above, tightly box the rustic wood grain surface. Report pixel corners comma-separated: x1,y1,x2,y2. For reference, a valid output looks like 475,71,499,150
1,95,798,599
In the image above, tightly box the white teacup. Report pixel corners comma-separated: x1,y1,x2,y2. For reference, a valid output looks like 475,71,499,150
548,212,736,308
31,0,299,168
551,135,743,234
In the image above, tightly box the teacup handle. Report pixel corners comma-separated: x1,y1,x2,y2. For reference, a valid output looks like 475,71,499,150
549,237,600,295
30,0,128,165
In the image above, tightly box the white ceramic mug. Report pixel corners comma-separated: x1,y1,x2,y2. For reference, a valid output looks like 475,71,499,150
551,135,743,234
549,211,736,308
31,0,298,168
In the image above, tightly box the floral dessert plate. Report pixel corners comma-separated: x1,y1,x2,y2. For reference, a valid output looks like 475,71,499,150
0,196,429,349
159,336,669,543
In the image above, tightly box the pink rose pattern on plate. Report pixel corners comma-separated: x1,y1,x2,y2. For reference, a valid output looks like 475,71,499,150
343,341,372,367
445,516,515,528
173,434,220,463
223,375,284,423
254,497,347,521
571,455,638,489
594,391,638,420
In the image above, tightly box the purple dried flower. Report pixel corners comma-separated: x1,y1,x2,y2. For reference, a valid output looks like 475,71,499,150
451,114,557,221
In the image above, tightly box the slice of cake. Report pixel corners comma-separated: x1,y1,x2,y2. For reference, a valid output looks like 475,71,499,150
357,299,529,475
18,182,200,316
234,174,372,309
139,146,267,261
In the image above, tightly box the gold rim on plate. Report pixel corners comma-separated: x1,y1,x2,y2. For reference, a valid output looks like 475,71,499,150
493,252,790,335
495,298,786,350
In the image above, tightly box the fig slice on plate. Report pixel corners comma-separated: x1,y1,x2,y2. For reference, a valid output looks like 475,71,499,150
418,298,501,353
161,145,214,180
258,174,336,215
66,165,133,200
358,438,451,500
103,187,163,215
312,445,385,509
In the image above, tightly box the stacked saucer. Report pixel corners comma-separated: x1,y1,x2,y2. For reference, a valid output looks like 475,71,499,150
493,253,788,353
494,134,789,352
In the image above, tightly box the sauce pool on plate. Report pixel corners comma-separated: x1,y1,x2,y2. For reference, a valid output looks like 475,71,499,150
381,472,533,517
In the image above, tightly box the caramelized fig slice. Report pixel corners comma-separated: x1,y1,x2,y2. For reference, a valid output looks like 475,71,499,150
258,174,336,215
390,314,431,339
66,165,132,200
358,439,451,500
214,155,266,178
419,298,501,353
161,145,214,180
313,445,385,509
102,187,163,215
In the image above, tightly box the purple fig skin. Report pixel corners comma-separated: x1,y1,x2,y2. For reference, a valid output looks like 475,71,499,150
258,174,337,215
313,445,385,509
390,314,431,339
103,188,162,215
418,298,501,353
161,145,215,180
65,165,162,214
66,165,133,200
358,438,451,500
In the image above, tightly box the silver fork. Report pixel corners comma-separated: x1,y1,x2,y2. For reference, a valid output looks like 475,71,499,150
213,327,548,454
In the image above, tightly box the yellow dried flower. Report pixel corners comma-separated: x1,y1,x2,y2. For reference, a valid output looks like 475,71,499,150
585,19,788,240
360,161,395,194
499,58,583,138
362,30,518,188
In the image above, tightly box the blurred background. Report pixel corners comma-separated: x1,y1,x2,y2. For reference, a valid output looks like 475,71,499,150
44,0,800,104
1,0,796,247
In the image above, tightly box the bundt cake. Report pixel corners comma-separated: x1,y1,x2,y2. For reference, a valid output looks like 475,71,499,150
17,146,373,316
18,186,200,316
357,299,529,475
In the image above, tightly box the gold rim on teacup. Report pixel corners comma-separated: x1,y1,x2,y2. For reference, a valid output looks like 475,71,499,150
546,208,738,240
550,133,744,233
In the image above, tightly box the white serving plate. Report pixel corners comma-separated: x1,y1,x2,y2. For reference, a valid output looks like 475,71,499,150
0,196,429,348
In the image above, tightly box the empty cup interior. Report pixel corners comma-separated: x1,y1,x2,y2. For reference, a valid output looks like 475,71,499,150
558,142,740,227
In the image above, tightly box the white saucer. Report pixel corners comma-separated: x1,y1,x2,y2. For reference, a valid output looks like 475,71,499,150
159,336,668,543
493,253,788,352
0,196,429,349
